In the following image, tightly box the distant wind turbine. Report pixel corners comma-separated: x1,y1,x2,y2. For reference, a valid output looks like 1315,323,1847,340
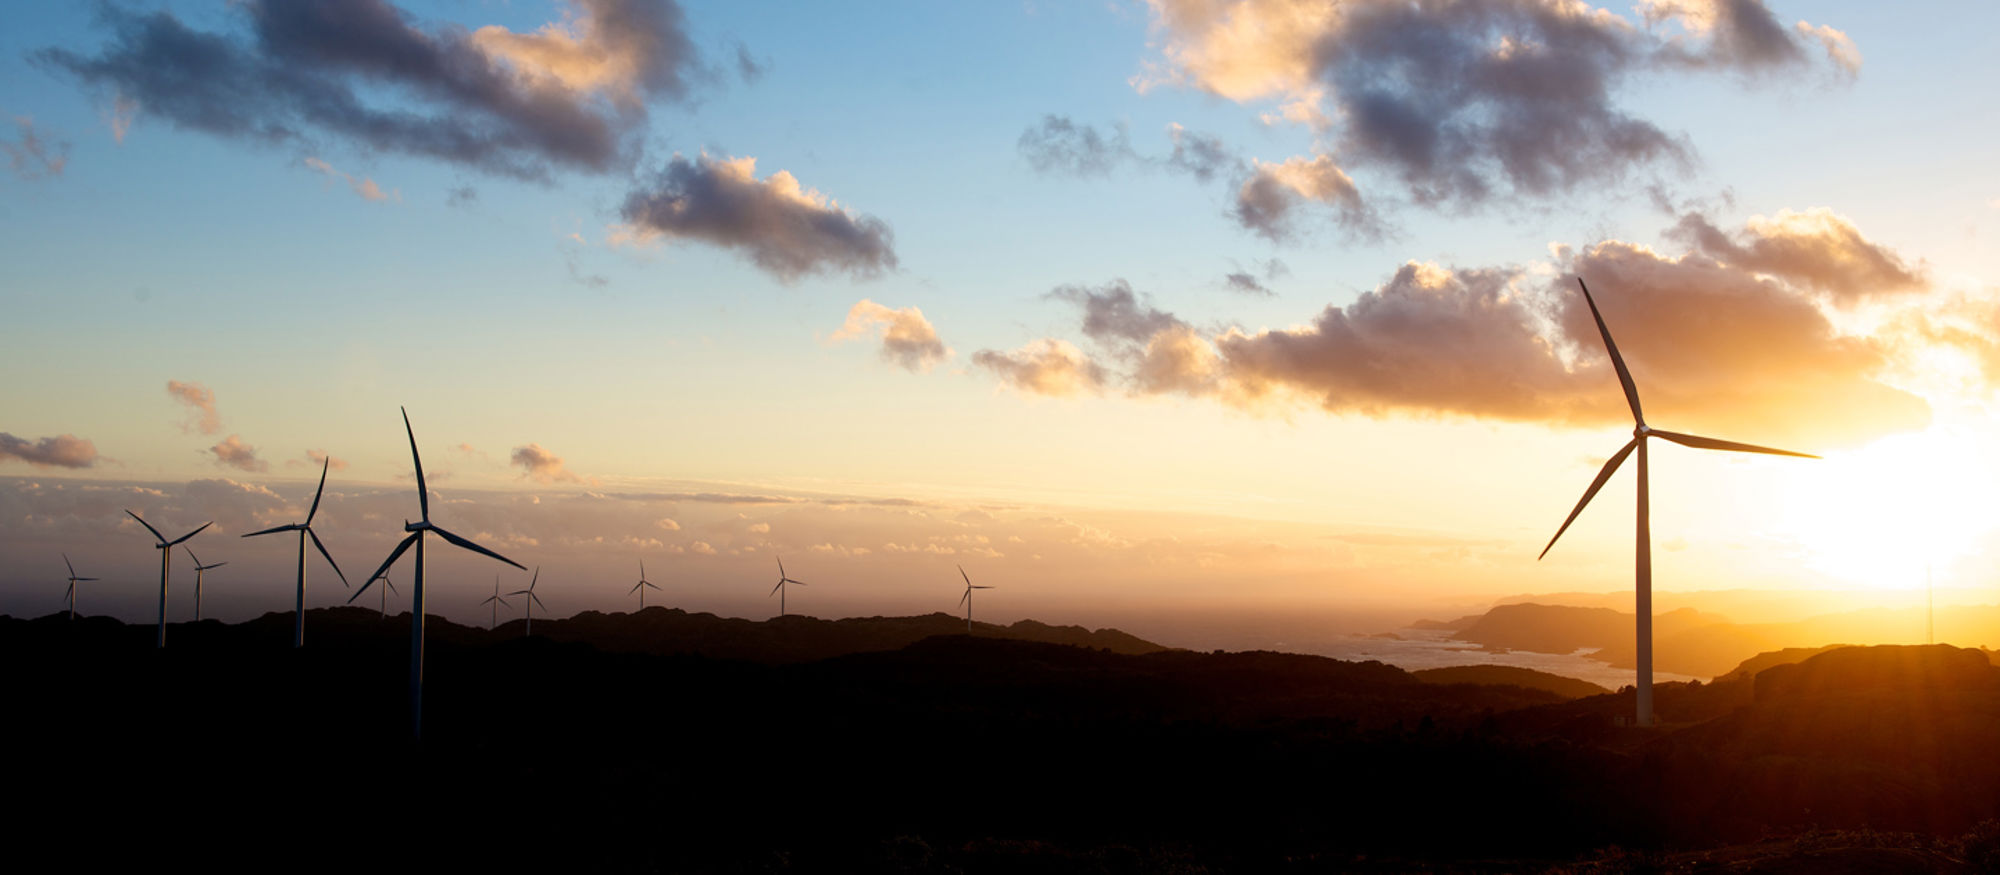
125,510,211,648
375,573,400,620
956,565,993,633
242,457,348,647
630,560,661,610
479,576,512,631
60,554,96,621
770,555,804,617
349,408,525,739
1538,277,1816,727
509,567,548,636
184,546,226,622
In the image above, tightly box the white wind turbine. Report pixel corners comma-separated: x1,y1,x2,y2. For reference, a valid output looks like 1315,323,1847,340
630,560,661,610
1539,277,1816,727
125,510,211,648
480,575,512,631
60,554,97,621
509,567,548,636
374,573,400,620
956,565,993,633
348,408,525,739
770,555,804,617
242,457,348,647
184,546,227,622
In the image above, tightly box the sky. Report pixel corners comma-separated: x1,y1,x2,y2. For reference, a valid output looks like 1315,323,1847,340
3,0,1999,649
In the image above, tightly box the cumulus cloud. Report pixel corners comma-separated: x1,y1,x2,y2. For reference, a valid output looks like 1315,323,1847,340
832,300,950,372
689,540,716,555
1135,0,1855,209
303,449,348,472
303,156,394,202
0,433,99,469
614,153,897,282
3,116,69,180
1666,208,1923,303
208,435,267,472
166,381,221,435
37,0,702,180
1164,122,1238,183
997,209,1937,447
1017,115,1137,177
971,339,1107,398
656,517,681,531
511,443,587,484
1233,153,1376,241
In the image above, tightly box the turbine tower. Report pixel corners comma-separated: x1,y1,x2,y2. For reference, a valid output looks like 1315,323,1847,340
184,546,227,622
242,457,348,647
479,576,512,631
629,560,660,610
125,510,211,648
770,556,804,618
1539,277,1815,727
349,408,524,739
509,567,548,636
956,565,993,633
60,554,96,621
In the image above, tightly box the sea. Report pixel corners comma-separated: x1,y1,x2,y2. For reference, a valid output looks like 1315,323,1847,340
1280,627,1701,689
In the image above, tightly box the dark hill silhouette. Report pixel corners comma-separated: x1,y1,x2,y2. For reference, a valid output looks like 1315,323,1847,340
1412,664,1611,699
512,607,1166,663
7,614,2000,871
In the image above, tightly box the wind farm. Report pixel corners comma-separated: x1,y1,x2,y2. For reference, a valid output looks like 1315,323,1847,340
6,0,2000,869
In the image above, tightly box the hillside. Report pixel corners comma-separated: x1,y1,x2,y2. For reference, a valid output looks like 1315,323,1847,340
1412,664,1612,699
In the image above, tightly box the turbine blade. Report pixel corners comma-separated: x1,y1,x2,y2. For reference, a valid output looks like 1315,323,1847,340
974,586,993,590
629,581,644,595
125,510,167,544
640,559,646,580
307,457,330,525
1576,278,1644,425
770,581,785,597
184,545,201,567
76,577,98,582
958,590,969,609
241,523,300,538
1649,429,1818,459
309,528,349,586
959,565,971,586
63,553,77,578
168,522,213,546
509,589,531,598
645,581,660,591
349,533,420,604
402,407,429,522
776,556,786,579
531,593,547,612
530,567,539,592
429,525,526,570
207,563,227,570
386,579,399,595
1538,438,1638,561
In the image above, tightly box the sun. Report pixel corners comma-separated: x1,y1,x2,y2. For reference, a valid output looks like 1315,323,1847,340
1770,424,2000,590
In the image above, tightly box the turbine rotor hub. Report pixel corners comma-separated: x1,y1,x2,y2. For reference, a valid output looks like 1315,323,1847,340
1634,424,1653,439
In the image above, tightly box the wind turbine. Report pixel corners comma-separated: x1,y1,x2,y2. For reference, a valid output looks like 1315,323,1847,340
479,576,512,631
125,510,211,648
349,408,524,739
629,560,661,610
1538,277,1815,727
509,567,548,636
184,546,226,621
374,573,400,620
60,554,96,621
956,565,993,633
242,457,348,647
770,555,804,617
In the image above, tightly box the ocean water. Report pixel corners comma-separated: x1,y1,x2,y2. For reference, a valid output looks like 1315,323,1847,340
1284,627,1701,690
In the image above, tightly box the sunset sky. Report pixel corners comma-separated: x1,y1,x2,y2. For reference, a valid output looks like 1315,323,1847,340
4,1,1998,646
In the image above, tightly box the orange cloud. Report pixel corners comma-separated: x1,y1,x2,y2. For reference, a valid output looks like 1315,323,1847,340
166,380,220,435
208,435,267,472
832,300,950,372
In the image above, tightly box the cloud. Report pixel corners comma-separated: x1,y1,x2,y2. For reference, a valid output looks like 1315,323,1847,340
37,0,702,180
832,300,951,372
1017,115,1138,177
689,540,716,555
1164,123,1237,183
511,443,587,484
747,522,770,534
734,44,767,83
166,380,221,435
305,449,348,472
2,116,69,180
1224,272,1272,296
208,435,268,472
1233,153,1375,241
1135,0,1855,209
445,185,478,207
0,433,99,469
1666,208,1923,303
614,153,897,282
1005,209,1936,447
303,156,394,202
656,517,681,531
971,339,1107,397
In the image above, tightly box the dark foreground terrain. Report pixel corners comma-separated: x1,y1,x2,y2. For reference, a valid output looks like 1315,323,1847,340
6,608,1999,873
